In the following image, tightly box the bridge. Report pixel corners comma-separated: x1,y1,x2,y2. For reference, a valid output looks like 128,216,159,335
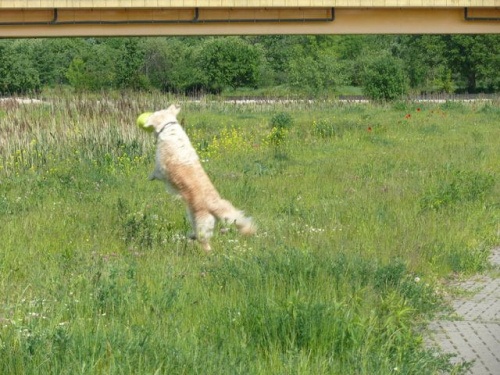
0,1,499,37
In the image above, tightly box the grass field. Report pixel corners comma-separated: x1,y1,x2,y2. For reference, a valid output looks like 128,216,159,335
0,93,498,374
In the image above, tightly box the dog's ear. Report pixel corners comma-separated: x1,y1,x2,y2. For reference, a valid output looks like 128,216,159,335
167,104,181,117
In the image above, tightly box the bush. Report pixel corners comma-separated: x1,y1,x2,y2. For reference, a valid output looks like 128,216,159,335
197,37,263,93
362,56,409,101
66,44,118,91
288,49,346,95
267,112,293,147
141,38,203,94
270,112,293,130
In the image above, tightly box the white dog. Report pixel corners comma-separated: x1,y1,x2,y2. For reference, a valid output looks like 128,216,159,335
144,104,256,251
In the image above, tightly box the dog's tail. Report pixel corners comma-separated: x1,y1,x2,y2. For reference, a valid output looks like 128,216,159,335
211,199,256,236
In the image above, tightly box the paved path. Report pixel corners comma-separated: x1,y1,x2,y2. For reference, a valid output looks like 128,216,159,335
427,247,500,374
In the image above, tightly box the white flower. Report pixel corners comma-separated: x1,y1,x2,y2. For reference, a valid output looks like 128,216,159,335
414,277,421,283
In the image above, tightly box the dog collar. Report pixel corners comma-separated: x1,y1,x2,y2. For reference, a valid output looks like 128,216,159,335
157,121,178,135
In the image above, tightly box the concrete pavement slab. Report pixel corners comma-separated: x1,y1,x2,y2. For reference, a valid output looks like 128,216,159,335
426,247,500,375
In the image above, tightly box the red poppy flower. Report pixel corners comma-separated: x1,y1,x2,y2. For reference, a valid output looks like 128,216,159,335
405,114,411,119
416,108,421,112
367,127,372,132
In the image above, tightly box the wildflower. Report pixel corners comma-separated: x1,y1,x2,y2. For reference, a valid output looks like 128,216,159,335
367,126,372,132
414,277,421,283
405,114,411,119
416,108,421,112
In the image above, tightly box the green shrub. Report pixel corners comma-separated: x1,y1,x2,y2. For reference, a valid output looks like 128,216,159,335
362,56,409,101
267,112,293,147
0,41,41,94
270,112,293,130
198,37,263,92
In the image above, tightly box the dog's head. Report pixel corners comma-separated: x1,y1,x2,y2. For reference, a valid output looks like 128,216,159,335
143,104,181,133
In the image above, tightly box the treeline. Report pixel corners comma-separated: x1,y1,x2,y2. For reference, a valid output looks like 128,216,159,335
0,35,499,99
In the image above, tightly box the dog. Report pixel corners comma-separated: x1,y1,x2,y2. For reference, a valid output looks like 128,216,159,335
144,104,256,251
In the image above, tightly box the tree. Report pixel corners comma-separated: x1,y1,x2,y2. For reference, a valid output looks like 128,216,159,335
0,40,40,95
114,38,147,90
141,38,202,93
397,35,449,92
336,35,367,86
65,43,117,91
445,35,500,92
362,55,409,101
65,58,87,91
197,37,263,92
287,51,346,95
250,36,299,85
32,38,89,86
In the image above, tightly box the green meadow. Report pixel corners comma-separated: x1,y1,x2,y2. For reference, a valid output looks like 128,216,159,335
0,93,498,374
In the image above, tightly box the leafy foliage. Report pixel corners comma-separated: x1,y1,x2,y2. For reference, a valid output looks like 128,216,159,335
140,38,202,93
0,35,499,95
0,41,41,94
198,37,263,92
66,43,118,91
362,55,409,101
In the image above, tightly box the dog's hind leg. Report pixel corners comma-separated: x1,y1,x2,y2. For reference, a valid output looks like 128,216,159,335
211,199,256,236
193,211,216,251
186,207,196,240
148,168,159,181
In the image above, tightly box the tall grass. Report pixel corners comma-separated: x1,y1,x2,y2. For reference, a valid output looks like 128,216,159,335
0,93,498,374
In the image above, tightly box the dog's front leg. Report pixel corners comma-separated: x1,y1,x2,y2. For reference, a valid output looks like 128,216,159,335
192,211,215,252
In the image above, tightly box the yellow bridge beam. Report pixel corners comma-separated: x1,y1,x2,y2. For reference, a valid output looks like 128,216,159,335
0,5,499,36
